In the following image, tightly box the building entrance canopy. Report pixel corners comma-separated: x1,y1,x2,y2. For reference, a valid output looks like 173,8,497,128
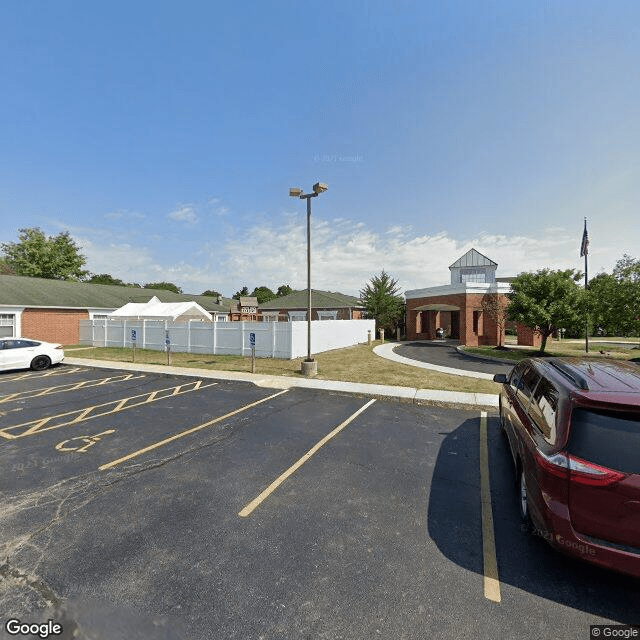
412,304,460,312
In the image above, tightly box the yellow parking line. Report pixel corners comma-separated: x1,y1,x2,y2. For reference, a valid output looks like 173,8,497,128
0,380,218,439
0,373,145,404
480,411,501,603
99,389,289,471
0,367,85,383
239,398,376,518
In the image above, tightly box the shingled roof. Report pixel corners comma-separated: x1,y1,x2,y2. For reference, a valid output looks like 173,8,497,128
0,275,234,312
258,289,362,310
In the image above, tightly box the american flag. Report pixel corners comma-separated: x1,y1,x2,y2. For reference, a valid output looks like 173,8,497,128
580,219,589,257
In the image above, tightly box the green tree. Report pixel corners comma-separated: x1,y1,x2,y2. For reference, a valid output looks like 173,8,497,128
1,227,88,280
613,254,640,283
359,270,405,336
87,273,126,286
251,286,277,304
233,286,250,300
589,259,640,337
508,269,586,353
0,258,15,275
276,284,293,297
144,281,182,294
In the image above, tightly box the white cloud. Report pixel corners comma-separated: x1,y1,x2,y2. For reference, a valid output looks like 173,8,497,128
168,205,198,225
69,215,629,298
213,216,600,296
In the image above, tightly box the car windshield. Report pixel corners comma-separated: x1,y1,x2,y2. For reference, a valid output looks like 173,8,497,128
568,408,640,474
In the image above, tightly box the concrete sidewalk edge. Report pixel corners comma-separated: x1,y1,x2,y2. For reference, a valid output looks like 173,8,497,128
64,356,498,409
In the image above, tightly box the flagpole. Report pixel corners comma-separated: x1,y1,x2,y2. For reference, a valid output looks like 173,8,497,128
582,217,589,353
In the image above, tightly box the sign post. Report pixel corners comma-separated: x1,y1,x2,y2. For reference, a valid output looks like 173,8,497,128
249,332,256,374
165,330,171,366
131,329,137,362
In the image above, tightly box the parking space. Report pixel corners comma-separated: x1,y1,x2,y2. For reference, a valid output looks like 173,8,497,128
1,364,639,639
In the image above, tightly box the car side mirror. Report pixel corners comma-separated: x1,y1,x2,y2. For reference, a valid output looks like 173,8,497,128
493,373,507,383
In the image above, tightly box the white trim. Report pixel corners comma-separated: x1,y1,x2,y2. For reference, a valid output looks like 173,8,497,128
88,308,116,319
0,304,117,311
317,310,338,320
0,307,24,337
405,282,511,300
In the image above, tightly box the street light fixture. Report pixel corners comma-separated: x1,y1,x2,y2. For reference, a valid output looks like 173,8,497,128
289,182,328,376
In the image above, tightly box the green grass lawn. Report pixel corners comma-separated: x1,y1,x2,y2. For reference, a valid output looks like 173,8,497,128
462,338,640,363
66,341,500,395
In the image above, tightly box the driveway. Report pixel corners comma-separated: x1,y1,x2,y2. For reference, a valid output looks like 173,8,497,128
394,340,514,376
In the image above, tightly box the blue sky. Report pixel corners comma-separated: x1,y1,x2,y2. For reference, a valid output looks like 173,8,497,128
1,1,639,296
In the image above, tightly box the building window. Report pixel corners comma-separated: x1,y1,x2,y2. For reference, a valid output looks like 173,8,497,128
0,314,15,338
317,310,338,320
262,313,279,322
288,311,307,322
460,268,486,283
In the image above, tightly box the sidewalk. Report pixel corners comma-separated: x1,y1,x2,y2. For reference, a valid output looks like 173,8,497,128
64,355,499,410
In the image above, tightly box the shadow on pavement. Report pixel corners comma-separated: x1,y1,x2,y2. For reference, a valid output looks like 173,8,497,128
427,416,640,624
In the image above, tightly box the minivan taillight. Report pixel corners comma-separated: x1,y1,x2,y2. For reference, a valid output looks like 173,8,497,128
536,450,569,479
566,454,626,486
536,451,625,486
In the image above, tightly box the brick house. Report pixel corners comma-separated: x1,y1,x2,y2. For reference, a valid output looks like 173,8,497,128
258,289,364,322
405,248,542,347
0,275,233,345
228,296,260,321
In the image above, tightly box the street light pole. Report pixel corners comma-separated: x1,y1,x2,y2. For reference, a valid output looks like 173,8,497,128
289,182,328,377
306,193,313,363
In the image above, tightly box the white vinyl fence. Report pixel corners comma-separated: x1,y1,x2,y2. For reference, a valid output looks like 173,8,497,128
79,318,376,360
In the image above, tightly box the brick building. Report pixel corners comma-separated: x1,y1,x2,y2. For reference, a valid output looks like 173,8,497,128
0,275,232,345
228,296,260,321
405,248,542,347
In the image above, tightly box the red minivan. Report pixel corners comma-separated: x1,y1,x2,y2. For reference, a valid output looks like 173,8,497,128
494,357,640,577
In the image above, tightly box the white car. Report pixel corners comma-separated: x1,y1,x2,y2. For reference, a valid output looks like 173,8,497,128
0,338,65,372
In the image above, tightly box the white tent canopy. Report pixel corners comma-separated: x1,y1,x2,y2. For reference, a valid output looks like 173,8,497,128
108,296,214,322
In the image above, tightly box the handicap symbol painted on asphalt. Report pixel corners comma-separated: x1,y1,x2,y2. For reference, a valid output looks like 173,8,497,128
55,429,116,453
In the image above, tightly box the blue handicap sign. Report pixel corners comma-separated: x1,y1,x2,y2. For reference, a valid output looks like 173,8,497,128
249,332,256,347
131,329,137,342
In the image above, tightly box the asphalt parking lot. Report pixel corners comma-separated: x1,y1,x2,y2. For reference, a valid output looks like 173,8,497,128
1,364,639,640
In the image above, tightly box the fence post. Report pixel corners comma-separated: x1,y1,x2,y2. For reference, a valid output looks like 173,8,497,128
270,321,275,358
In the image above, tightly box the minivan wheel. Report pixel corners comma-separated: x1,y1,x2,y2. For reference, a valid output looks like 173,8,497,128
30,355,51,371
519,468,534,532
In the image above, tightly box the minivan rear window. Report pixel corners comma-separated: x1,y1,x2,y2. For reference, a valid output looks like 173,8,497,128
568,408,640,474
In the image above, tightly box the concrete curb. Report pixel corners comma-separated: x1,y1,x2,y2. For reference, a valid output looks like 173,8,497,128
64,356,498,409
454,345,519,366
